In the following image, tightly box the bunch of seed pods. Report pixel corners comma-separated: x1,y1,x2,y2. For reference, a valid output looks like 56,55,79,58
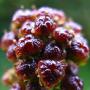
1,7,89,90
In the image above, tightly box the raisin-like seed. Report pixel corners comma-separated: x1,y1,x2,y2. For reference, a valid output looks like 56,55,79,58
38,7,66,25
6,44,17,63
61,75,83,90
15,59,36,80
1,32,16,51
32,15,57,37
15,37,44,59
37,60,67,88
43,42,66,60
53,27,74,45
66,36,89,65
19,21,35,37
11,9,36,29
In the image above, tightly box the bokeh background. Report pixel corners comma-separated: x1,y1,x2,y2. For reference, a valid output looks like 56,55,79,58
0,0,90,90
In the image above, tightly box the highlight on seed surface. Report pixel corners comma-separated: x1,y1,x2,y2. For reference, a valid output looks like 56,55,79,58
1,6,89,90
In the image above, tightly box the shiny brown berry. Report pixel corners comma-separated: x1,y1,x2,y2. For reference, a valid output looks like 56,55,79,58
61,75,83,90
37,60,67,88
53,27,74,45
43,42,66,60
12,9,31,21
67,36,89,65
1,31,16,51
6,44,17,63
12,9,35,29
15,37,44,59
19,21,35,37
38,7,66,25
32,15,57,37
15,59,36,80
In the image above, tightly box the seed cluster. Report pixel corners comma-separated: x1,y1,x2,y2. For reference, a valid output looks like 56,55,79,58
1,7,89,90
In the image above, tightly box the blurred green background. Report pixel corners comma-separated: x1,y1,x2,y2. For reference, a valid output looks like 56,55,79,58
0,0,90,90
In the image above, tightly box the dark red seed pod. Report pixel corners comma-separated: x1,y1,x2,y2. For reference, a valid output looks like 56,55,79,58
17,34,34,44
12,9,36,22
43,42,66,60
6,44,17,63
37,60,67,89
53,27,74,45
15,37,44,59
66,35,89,65
32,15,57,37
19,21,35,37
12,9,36,29
15,59,36,80
1,31,16,52
61,75,83,90
38,7,66,25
